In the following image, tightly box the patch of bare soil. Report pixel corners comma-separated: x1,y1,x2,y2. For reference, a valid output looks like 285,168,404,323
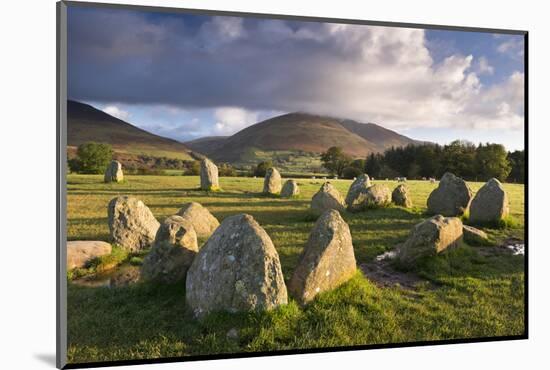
476,237,525,257
359,257,428,290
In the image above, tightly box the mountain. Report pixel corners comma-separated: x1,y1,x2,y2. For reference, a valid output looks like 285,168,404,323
185,112,421,163
67,100,196,161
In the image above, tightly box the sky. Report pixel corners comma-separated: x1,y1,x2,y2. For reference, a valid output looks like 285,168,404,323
67,5,525,150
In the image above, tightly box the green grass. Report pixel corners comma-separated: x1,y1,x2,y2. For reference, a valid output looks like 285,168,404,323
66,175,525,364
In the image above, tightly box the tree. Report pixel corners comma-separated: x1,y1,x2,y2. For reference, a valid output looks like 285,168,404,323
475,143,511,181
184,160,200,175
74,142,113,174
218,163,237,177
320,146,351,176
342,166,362,179
440,140,476,179
254,160,273,177
365,153,384,178
507,150,525,183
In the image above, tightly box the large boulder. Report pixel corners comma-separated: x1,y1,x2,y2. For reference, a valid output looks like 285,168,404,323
469,178,510,224
176,202,220,238
104,160,123,183
141,215,198,283
463,225,489,245
289,210,356,305
281,179,300,198
392,184,413,208
200,158,219,190
427,172,472,216
185,214,288,317
397,215,463,267
67,241,112,270
263,168,282,194
310,182,346,216
107,196,160,252
345,174,371,211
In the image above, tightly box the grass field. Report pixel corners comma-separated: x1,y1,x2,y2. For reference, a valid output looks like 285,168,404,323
66,175,525,364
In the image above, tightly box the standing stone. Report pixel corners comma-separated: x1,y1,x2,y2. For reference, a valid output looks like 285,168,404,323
200,158,219,190
186,214,288,317
281,179,300,198
310,182,346,216
392,184,413,208
176,202,220,238
141,215,198,283
362,184,391,208
67,241,112,270
427,172,472,216
463,225,489,245
469,178,510,224
104,160,123,183
289,210,356,305
345,174,371,211
107,196,160,252
263,168,282,194
397,215,463,267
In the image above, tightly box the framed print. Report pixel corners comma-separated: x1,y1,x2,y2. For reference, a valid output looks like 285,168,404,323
56,1,527,368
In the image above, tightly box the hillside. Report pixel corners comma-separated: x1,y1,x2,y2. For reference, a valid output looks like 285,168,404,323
185,112,421,165
67,100,196,161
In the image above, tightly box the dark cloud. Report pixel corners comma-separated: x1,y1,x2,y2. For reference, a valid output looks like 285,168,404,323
68,5,524,131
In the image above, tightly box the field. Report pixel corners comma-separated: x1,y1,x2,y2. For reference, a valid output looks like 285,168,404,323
66,175,525,364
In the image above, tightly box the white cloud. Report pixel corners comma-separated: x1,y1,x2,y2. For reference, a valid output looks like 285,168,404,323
497,37,524,59
102,105,130,121
213,107,259,135
477,56,494,75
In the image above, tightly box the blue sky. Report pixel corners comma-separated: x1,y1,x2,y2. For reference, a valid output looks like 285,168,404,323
68,5,525,150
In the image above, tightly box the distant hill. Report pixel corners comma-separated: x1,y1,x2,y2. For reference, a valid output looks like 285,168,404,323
67,100,197,161
185,112,421,164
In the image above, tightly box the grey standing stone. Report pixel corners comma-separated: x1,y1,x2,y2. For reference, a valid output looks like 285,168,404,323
263,168,282,194
397,215,463,267
469,178,510,224
427,172,472,216
185,214,288,318
310,182,346,216
141,215,198,283
281,179,300,198
176,202,220,238
67,241,112,270
392,184,413,208
289,210,356,305
200,158,219,190
104,160,123,183
345,174,371,211
107,196,160,252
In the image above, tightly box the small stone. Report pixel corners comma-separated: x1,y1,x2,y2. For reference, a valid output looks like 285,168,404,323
107,196,160,252
67,241,112,270
104,160,123,183
280,179,300,197
200,158,219,190
263,168,282,194
310,182,346,216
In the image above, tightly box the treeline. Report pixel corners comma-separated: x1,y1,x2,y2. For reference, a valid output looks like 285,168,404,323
321,141,525,183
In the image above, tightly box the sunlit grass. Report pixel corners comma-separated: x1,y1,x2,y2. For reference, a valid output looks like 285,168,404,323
66,175,525,364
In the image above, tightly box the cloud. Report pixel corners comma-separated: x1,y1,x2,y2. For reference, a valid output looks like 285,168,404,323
476,56,494,75
213,107,260,135
68,7,525,135
497,37,524,59
102,105,130,121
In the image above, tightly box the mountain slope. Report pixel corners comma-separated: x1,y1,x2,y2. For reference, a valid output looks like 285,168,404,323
67,100,196,161
186,112,421,163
